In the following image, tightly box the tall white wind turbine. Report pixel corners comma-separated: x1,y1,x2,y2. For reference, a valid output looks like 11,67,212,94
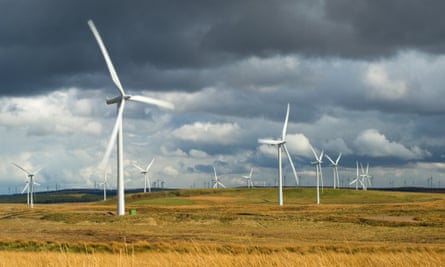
325,153,342,189
212,167,226,189
88,20,174,216
134,158,155,193
258,103,299,206
13,163,41,208
310,146,323,205
242,168,254,188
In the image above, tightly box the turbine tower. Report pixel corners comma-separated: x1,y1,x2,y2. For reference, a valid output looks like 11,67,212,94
258,103,299,206
310,146,323,205
13,163,41,208
325,153,342,189
134,158,155,193
99,171,109,201
212,167,226,189
88,20,174,216
242,168,254,188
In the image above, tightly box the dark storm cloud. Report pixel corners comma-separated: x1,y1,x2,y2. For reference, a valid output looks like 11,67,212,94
2,0,445,95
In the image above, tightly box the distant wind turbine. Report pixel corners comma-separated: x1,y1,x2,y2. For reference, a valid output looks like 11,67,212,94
360,163,372,190
349,161,362,190
212,167,226,189
99,171,109,201
134,158,155,193
242,168,254,188
12,163,41,208
258,103,299,206
325,153,342,189
88,20,174,216
310,146,323,205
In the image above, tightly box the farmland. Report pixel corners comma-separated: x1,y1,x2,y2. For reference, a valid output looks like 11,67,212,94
0,188,444,266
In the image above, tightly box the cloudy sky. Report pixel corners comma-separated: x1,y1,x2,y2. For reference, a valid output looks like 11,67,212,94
1,0,445,194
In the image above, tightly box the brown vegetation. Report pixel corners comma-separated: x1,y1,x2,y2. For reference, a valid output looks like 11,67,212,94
0,188,443,266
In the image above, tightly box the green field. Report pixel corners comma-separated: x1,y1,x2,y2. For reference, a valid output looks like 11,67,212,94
0,188,444,266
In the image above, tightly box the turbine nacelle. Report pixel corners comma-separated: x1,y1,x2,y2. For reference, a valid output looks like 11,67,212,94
257,139,286,145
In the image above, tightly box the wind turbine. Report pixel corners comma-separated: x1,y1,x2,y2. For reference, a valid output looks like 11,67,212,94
99,171,109,201
310,146,323,205
242,168,254,188
12,163,41,208
360,163,373,190
349,161,362,190
134,158,155,193
88,20,174,216
212,167,226,189
258,103,299,206
325,153,342,189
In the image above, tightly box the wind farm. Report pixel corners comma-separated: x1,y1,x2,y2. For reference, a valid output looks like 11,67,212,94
1,2,445,266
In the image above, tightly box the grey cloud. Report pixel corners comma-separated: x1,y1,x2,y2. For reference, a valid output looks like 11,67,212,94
3,1,445,96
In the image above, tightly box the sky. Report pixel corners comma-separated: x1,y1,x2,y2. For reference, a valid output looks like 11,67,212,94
1,0,445,194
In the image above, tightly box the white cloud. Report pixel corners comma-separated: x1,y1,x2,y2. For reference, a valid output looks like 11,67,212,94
189,149,209,158
354,129,431,160
160,146,187,157
257,144,277,158
163,166,179,177
172,122,241,144
0,89,102,136
286,133,313,157
363,64,407,100
323,138,353,155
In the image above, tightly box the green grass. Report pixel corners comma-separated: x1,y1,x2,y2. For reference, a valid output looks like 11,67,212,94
124,187,445,206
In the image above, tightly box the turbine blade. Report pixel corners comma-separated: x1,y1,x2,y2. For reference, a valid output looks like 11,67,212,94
336,153,342,164
310,145,319,161
283,144,299,185
133,163,145,172
99,100,125,168
319,150,324,161
128,95,174,110
366,163,369,174
146,158,155,172
249,168,253,178
21,183,29,194
356,161,359,177
324,153,335,165
213,166,217,179
87,20,125,96
12,163,31,175
33,167,43,175
281,103,290,140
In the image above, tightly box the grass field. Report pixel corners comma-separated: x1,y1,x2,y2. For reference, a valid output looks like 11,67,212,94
0,188,444,266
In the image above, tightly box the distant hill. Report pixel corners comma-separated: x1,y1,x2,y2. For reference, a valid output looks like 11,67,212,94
0,186,442,204
0,188,170,204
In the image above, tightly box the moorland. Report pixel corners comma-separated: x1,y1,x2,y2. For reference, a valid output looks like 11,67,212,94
0,188,443,266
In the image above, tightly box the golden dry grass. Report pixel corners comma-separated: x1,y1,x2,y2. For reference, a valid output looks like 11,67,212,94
0,188,444,266
0,250,443,267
